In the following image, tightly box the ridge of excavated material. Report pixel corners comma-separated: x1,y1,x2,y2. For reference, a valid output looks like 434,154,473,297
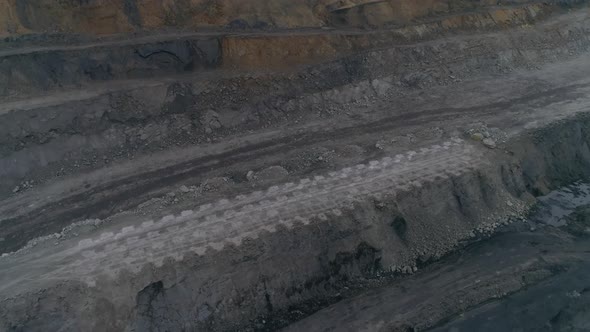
0,139,481,293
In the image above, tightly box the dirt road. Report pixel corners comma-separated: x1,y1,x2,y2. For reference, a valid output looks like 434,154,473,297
2,55,590,254
0,139,479,292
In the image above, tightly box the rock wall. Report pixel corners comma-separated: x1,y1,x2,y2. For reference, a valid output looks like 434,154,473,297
0,0,570,37
0,2,555,100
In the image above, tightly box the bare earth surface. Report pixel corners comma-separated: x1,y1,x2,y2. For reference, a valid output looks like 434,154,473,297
1,3,590,331
2,54,590,331
0,139,478,295
286,183,590,331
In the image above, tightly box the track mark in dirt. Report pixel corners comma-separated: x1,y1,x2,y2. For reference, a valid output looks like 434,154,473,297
2,80,585,254
0,140,485,289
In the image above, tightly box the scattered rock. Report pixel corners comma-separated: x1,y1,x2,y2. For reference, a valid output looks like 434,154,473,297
246,171,256,182
402,266,414,274
567,290,581,298
338,145,365,157
201,177,232,192
179,185,190,193
202,110,222,133
467,124,508,144
401,72,431,88
12,186,20,193
138,198,162,210
210,119,222,129
471,132,484,141
482,138,497,149
254,166,289,184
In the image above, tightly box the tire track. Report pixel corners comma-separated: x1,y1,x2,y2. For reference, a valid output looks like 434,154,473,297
41,139,484,283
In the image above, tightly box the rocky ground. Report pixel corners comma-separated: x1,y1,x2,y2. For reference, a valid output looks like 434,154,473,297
1,1,590,331
285,183,590,331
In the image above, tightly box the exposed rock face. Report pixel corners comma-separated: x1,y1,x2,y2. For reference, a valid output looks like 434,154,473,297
0,1,560,100
0,0,579,36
